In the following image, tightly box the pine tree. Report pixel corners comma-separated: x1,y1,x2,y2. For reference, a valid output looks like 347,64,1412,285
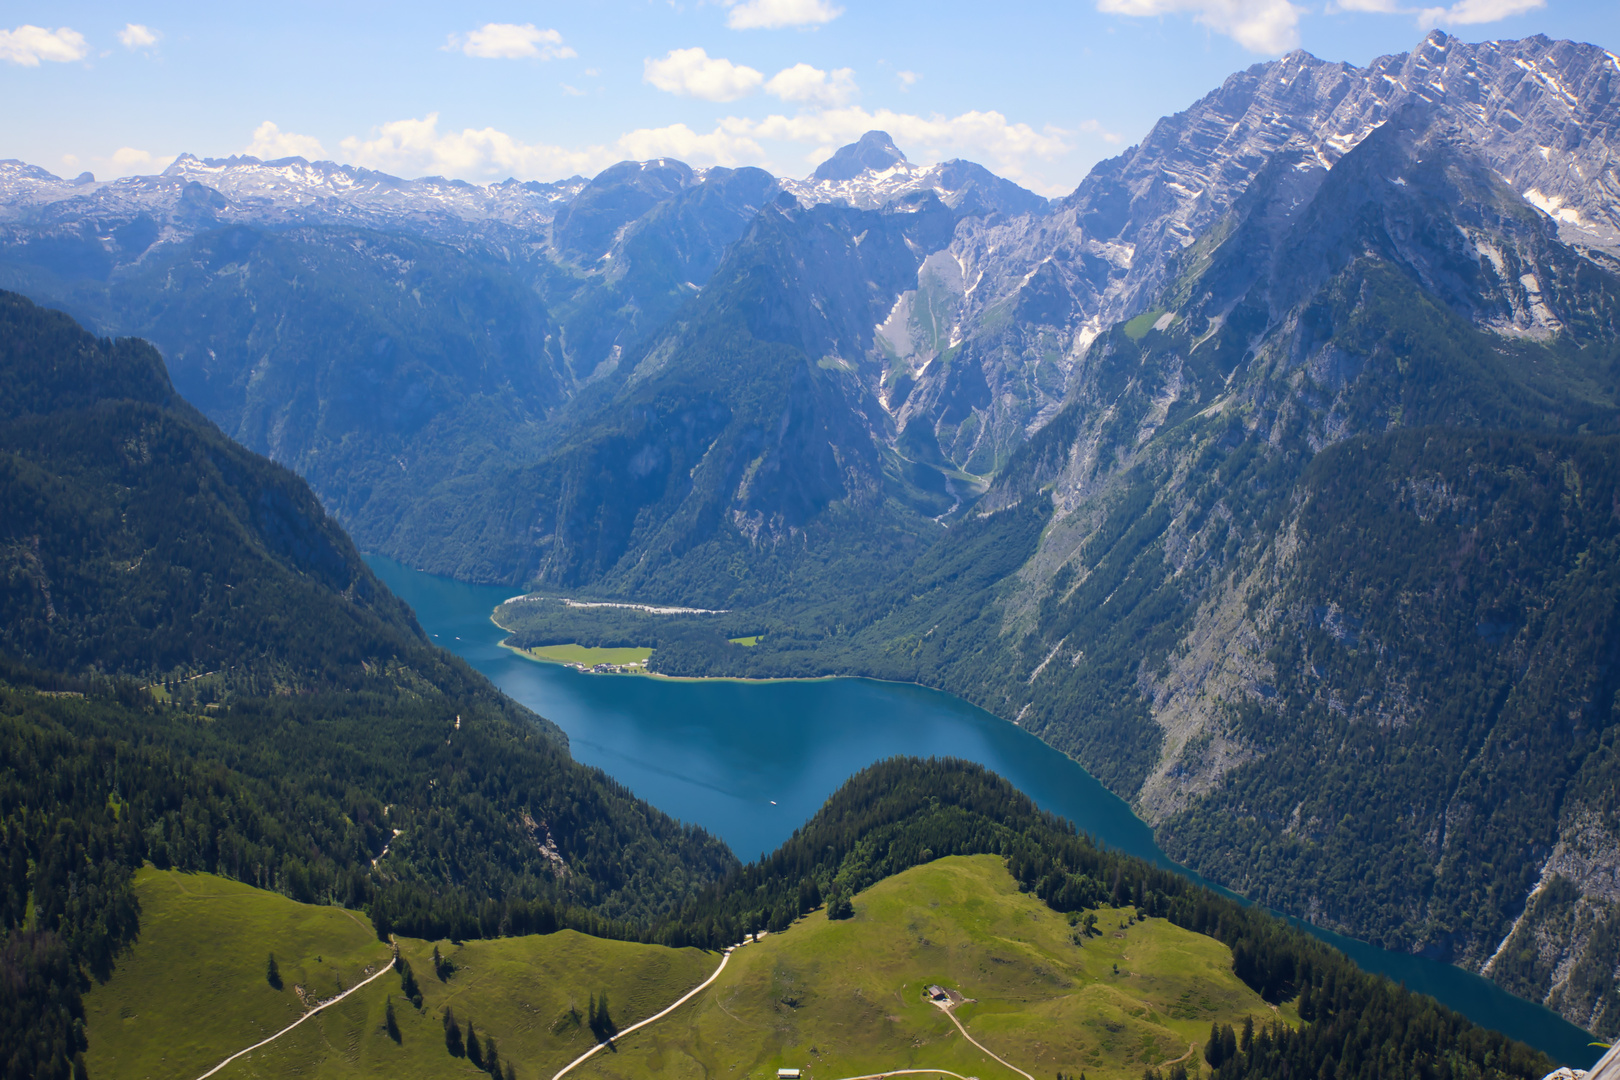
466,1022,484,1068
483,1035,500,1077
588,990,617,1042
385,997,401,1043
432,944,453,981
266,953,282,989
504,1062,517,1080
398,956,422,1008
444,1007,464,1057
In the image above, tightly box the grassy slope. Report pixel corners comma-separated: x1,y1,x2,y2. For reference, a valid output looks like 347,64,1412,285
81,869,392,1079
84,868,714,1080
593,855,1283,1080
517,644,656,666
89,858,1282,1080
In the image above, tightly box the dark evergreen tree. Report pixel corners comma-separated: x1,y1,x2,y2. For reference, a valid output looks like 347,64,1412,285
432,944,454,981
443,1007,463,1057
588,990,618,1043
266,953,281,990
396,955,422,1008
466,1022,483,1068
385,997,401,1043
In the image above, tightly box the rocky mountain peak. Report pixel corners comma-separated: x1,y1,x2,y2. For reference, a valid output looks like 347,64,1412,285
811,131,910,182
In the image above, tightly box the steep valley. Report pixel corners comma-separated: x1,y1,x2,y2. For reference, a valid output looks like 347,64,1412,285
6,25,1620,1050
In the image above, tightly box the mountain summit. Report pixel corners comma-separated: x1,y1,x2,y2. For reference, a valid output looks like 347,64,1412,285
811,130,909,181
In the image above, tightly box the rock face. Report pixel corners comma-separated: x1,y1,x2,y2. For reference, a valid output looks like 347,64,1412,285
810,130,909,181
778,132,1048,218
1485,805,1620,1038
883,31,1620,478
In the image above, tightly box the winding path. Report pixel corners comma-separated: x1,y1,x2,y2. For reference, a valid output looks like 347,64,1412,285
193,946,398,1079
1164,1043,1198,1067
831,1071,979,1080
549,947,734,1080
935,1001,1034,1080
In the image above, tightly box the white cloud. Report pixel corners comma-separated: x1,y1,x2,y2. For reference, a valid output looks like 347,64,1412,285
446,23,575,60
94,147,165,177
323,102,1080,192
1416,0,1544,23
616,123,766,165
1329,0,1542,20
725,0,844,30
1095,0,1303,53
117,23,158,49
896,70,920,91
246,121,327,161
561,83,586,97
733,106,1072,190
0,25,90,65
765,63,858,106
340,113,612,180
1075,119,1124,144
644,47,764,102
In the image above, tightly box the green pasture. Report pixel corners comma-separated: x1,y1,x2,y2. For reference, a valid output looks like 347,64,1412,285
515,643,655,667
581,854,1282,1080
85,858,1285,1080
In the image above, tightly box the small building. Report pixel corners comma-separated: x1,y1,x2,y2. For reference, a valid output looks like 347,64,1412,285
777,1070,801,1079
926,984,949,1001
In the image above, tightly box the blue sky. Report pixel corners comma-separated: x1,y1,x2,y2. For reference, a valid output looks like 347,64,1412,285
4,0,1617,195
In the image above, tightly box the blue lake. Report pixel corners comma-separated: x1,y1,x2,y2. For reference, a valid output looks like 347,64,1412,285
368,554,1600,1068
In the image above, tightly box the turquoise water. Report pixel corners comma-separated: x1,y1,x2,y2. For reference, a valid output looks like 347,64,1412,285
368,555,1600,1067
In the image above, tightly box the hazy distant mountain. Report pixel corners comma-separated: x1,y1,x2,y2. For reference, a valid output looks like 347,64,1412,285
778,130,1050,218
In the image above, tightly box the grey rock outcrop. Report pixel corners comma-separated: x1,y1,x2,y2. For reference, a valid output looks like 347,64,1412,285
887,31,1620,476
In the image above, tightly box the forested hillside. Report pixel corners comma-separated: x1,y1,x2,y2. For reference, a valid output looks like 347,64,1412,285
667,758,1554,1080
0,292,735,1080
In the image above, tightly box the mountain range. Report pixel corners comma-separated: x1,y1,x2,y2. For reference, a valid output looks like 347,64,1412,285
3,28,1619,1039
0,289,1554,1080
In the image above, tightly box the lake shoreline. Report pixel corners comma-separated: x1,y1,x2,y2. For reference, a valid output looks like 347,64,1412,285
367,557,1597,1067
492,613,897,688
497,637,847,686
